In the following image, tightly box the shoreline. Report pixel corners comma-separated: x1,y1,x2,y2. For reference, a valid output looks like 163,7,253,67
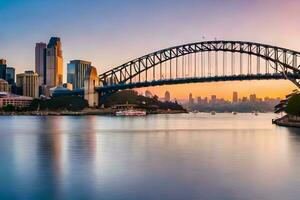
273,115,300,128
0,109,187,116
0,111,278,116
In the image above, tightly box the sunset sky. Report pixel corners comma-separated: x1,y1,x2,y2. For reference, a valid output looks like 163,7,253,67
1,0,299,100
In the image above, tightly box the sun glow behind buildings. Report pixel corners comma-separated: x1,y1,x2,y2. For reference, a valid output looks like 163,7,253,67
136,80,296,101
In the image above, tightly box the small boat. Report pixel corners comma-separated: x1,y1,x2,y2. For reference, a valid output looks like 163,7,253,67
115,109,147,116
211,111,216,115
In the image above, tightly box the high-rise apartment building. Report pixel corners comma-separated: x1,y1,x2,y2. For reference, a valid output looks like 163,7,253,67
232,91,238,103
0,59,7,80
46,37,63,87
6,67,15,84
67,60,91,89
16,71,39,99
164,91,171,102
35,42,47,85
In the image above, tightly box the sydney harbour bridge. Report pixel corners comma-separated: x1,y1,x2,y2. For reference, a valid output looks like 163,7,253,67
84,40,300,106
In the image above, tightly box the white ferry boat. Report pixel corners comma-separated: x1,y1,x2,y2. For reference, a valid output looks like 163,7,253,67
115,109,147,116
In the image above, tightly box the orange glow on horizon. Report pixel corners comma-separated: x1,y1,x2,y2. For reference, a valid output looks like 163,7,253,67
136,80,296,101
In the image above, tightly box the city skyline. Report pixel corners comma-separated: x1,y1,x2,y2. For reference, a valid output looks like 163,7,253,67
1,2,300,199
1,0,300,99
142,90,282,103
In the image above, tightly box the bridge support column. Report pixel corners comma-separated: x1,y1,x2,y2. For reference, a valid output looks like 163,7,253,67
84,66,99,107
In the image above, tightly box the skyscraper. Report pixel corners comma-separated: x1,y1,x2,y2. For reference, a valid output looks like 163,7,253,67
189,93,194,104
67,60,91,89
0,59,7,80
249,94,257,102
232,91,238,103
211,95,217,104
6,67,15,85
16,71,39,98
165,91,171,102
46,37,63,88
35,43,47,85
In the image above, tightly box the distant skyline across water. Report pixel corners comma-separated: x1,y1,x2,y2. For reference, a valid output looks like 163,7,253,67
0,0,299,99
139,89,282,103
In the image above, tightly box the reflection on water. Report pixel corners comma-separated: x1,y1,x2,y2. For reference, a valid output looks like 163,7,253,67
0,114,300,200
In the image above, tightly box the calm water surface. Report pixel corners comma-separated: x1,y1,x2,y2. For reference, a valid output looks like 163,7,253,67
0,113,300,200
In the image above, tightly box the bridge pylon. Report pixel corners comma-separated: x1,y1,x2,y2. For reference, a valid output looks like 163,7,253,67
84,66,99,107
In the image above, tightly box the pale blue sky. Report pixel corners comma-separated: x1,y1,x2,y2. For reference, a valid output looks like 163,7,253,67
1,0,300,98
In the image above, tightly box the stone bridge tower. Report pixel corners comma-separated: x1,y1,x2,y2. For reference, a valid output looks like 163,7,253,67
84,66,99,107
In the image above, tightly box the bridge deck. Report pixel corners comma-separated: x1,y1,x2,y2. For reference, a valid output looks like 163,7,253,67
96,73,300,92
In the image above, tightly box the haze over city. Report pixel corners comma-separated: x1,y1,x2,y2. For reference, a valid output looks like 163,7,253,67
1,0,299,100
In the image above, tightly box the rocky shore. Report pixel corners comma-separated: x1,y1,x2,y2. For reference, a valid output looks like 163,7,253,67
273,115,300,128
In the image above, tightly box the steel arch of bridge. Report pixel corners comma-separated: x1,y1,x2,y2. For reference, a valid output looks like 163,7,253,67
98,40,300,92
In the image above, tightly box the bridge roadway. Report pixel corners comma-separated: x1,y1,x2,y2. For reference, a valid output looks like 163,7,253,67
96,73,300,93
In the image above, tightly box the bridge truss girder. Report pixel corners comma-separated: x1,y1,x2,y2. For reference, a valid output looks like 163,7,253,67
99,41,300,90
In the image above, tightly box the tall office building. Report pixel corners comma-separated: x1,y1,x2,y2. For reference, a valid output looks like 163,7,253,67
16,71,39,98
211,95,217,104
164,91,171,102
6,67,15,84
46,37,63,87
189,93,194,104
67,60,91,89
35,42,47,85
232,91,238,103
249,94,257,102
0,59,7,80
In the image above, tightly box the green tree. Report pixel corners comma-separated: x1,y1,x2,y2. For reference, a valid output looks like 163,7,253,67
285,94,300,116
29,96,88,111
2,104,16,112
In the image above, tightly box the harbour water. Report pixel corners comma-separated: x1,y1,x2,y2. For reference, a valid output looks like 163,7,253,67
0,113,300,200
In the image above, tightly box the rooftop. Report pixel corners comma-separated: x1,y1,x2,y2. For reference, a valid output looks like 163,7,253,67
47,37,61,48
0,92,33,100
